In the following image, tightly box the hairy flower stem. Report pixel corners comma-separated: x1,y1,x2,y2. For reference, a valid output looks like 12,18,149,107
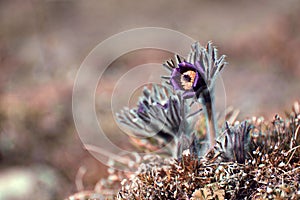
202,90,217,148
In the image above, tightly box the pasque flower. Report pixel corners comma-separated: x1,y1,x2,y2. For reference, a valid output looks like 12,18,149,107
117,83,205,157
170,61,207,99
117,84,198,156
165,42,227,149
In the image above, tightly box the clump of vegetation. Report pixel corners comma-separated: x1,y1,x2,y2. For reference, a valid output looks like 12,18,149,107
67,42,300,200
117,109,300,199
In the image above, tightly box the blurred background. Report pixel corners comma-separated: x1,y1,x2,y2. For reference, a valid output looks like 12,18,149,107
0,0,300,199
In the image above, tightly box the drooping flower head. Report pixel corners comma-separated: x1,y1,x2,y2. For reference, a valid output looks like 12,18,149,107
171,61,207,99
164,41,226,101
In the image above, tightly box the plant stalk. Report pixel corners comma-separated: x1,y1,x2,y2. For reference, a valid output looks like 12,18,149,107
202,89,217,148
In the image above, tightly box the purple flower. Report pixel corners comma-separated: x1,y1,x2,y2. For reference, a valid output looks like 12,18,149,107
170,61,207,98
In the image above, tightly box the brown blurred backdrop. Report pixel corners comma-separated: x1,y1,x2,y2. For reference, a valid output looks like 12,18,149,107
0,1,300,199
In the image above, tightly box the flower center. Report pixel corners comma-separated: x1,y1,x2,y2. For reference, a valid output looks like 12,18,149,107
180,70,196,90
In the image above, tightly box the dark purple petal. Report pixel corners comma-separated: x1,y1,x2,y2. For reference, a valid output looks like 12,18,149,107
178,62,197,74
171,68,183,90
182,91,196,99
193,72,200,88
156,102,169,109
137,103,146,114
178,61,195,68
